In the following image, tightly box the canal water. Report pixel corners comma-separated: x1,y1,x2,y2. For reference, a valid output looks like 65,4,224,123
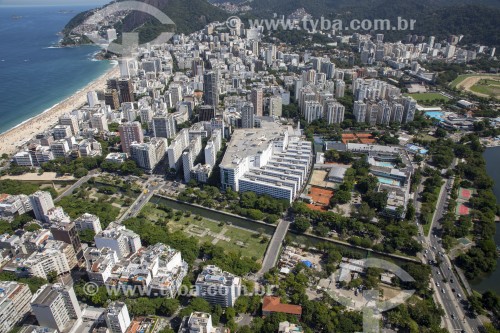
470,146,500,294
149,196,276,235
151,195,410,267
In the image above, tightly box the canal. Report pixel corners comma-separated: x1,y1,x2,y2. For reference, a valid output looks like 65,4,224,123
470,146,500,294
150,195,412,267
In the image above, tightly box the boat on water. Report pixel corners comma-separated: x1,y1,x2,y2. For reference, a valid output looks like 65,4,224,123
11,16,22,20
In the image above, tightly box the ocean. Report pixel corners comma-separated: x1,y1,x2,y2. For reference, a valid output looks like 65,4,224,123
0,5,114,134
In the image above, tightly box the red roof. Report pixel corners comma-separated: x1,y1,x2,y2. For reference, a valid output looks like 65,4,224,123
262,296,302,316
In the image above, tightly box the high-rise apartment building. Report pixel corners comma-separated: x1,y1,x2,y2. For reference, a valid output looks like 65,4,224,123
130,138,167,174
58,114,79,136
251,88,263,116
105,90,120,110
90,113,109,132
31,283,82,333
269,95,282,117
203,72,219,109
0,281,32,333
402,96,417,123
50,222,83,260
152,112,176,139
195,265,241,307
240,103,254,129
105,302,131,333
94,226,142,259
29,191,54,223
118,79,134,103
118,121,144,155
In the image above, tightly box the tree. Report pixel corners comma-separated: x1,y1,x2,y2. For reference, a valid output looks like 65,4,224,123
330,189,351,206
158,298,179,316
435,127,447,138
74,167,89,178
293,217,310,233
46,271,58,283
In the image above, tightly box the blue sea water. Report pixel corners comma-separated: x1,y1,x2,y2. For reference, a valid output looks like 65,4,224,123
0,5,114,134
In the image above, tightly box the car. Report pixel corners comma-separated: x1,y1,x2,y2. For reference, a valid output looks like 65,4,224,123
451,314,456,320
457,293,462,298
441,288,445,294
436,282,440,287
450,278,454,283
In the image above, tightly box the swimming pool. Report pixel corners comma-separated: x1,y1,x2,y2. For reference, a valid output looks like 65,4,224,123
377,176,401,186
425,111,444,121
375,161,396,168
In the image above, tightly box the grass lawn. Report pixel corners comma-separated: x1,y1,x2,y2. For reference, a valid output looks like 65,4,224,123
140,203,269,260
450,74,475,87
450,74,500,88
470,79,500,98
423,220,431,236
405,93,449,102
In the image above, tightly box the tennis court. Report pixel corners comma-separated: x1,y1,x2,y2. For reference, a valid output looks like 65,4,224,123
459,188,473,200
456,204,470,216
309,186,334,206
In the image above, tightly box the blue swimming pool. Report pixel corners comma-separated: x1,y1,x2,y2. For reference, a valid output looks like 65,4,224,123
377,176,401,186
425,111,444,122
375,161,395,168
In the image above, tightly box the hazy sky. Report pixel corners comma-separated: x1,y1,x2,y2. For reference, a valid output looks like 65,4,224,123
0,0,110,6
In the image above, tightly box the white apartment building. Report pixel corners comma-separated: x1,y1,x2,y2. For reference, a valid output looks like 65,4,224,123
83,247,118,284
195,265,241,307
105,302,131,333
130,137,167,174
178,312,215,333
269,95,283,117
0,281,32,333
353,101,367,123
152,112,176,139
49,140,70,159
220,121,312,203
94,225,142,259
102,243,188,298
31,284,82,333
167,128,190,171
303,101,323,124
29,191,54,223
74,213,102,234
52,125,72,140
90,113,109,132
58,114,79,136
0,194,32,218
20,240,77,279
182,136,202,183
324,100,345,124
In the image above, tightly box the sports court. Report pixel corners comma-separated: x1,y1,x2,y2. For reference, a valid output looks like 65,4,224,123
309,186,334,206
459,188,473,200
456,204,470,216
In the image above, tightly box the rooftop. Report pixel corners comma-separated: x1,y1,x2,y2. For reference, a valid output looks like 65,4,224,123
262,296,302,316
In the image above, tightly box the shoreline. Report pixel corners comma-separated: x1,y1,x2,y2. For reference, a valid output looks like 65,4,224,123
0,64,119,156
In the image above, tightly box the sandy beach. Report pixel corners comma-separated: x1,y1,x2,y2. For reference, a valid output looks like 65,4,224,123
0,65,120,156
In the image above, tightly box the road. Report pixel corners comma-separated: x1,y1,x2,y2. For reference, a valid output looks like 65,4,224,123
415,160,482,332
258,215,291,275
115,177,164,224
54,171,98,202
